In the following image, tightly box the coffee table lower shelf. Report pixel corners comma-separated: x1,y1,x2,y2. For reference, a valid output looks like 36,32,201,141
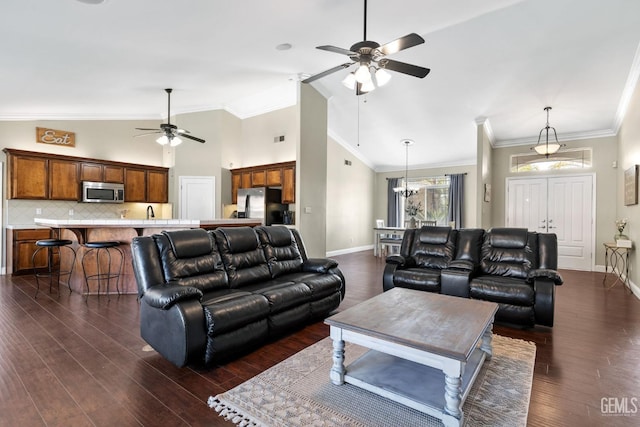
344,348,486,424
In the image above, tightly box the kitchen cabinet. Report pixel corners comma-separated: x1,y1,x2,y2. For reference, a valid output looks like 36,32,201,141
231,173,242,204
8,228,52,275
125,168,147,202
251,170,266,187
266,167,282,186
230,161,296,204
8,154,48,199
282,165,295,204
49,159,80,200
80,162,124,183
4,149,167,203
147,169,169,203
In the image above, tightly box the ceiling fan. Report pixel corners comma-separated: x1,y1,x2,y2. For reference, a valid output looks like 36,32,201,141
302,0,430,94
135,88,206,146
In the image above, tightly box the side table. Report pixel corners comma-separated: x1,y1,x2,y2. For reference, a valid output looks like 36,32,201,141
603,243,633,291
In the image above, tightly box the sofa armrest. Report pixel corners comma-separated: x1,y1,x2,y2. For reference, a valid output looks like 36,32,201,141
534,278,556,327
383,263,399,292
385,255,406,266
441,268,471,298
142,284,203,310
302,258,338,274
526,268,563,285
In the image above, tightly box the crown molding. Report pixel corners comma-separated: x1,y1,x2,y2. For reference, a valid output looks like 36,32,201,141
374,157,477,173
0,112,161,121
475,116,495,146
493,128,617,148
613,40,640,133
327,129,376,170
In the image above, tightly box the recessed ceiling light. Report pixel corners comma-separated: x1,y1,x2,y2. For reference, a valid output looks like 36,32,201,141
276,43,292,51
77,0,107,4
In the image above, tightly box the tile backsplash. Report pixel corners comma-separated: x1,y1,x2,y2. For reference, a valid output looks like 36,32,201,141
6,199,170,225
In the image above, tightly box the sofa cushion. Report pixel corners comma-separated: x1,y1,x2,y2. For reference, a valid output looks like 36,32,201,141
163,229,212,258
418,226,451,244
154,233,228,293
213,227,271,288
469,276,535,306
393,268,441,292
281,271,343,299
488,228,529,249
255,226,304,278
202,292,270,336
480,230,537,279
243,281,312,314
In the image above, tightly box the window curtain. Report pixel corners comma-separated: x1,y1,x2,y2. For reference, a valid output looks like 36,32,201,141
447,174,464,229
387,178,402,227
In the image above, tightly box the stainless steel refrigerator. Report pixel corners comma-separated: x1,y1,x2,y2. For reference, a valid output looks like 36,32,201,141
237,187,286,225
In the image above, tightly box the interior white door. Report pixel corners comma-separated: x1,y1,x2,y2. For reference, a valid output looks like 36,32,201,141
179,176,215,220
506,175,594,271
506,178,548,231
547,175,593,271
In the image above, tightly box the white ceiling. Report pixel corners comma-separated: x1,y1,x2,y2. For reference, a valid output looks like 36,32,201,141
2,0,640,171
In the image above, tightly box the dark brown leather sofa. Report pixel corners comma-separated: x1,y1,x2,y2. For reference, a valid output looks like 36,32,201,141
131,226,345,367
383,227,563,327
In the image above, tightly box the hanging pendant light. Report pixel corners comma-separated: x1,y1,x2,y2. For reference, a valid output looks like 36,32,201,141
394,139,418,198
532,106,565,157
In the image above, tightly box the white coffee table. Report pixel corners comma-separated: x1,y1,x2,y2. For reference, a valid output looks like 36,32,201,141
325,288,498,427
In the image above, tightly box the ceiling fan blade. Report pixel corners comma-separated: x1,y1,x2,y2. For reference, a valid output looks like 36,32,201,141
382,59,430,78
316,45,358,56
135,127,160,131
378,33,425,56
135,131,161,137
303,63,353,84
178,132,206,144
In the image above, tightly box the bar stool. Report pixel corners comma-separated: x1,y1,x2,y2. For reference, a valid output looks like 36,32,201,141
32,239,77,298
81,241,124,300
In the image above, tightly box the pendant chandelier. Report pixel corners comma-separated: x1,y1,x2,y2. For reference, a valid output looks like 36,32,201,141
532,106,565,157
394,139,418,198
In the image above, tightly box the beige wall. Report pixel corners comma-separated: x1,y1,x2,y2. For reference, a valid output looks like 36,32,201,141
375,164,478,229
0,119,163,165
617,75,640,292
297,84,327,257
490,136,618,266
326,136,376,254
477,122,493,230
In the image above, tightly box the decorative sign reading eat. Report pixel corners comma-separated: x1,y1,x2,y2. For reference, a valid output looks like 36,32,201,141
36,127,76,147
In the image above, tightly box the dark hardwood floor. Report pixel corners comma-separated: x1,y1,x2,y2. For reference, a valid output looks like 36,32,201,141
1,250,639,426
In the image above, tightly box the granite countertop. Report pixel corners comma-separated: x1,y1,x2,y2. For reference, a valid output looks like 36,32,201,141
32,218,261,228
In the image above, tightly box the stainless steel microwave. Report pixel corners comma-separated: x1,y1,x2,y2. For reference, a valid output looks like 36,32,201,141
82,181,125,203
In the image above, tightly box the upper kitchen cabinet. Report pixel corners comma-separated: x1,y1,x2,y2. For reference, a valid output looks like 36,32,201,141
124,167,168,203
147,169,169,203
124,168,147,202
6,151,48,199
230,161,296,204
3,148,167,203
49,159,80,200
80,162,124,183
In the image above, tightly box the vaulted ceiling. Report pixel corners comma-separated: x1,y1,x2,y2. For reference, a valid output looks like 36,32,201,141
2,0,640,171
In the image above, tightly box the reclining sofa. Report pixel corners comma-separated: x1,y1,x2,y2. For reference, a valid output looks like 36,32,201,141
131,225,345,367
383,227,563,327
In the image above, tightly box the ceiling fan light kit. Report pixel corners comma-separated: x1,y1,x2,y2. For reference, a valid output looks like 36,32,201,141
302,0,430,95
135,88,206,146
532,106,565,157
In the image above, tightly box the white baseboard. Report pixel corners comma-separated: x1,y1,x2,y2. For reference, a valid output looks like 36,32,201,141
326,245,373,257
589,265,638,299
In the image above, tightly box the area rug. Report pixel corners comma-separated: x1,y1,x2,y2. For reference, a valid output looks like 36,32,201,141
208,335,535,427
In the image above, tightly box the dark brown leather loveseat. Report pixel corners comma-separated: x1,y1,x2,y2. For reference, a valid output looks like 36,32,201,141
131,226,345,367
383,227,563,327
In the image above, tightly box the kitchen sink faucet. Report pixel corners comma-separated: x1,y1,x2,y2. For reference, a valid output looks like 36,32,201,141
146,205,155,220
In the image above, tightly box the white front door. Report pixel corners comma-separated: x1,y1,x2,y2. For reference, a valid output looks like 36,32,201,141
506,175,594,271
179,176,216,220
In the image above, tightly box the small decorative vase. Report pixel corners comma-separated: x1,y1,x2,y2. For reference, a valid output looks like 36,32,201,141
614,233,629,241
409,217,417,229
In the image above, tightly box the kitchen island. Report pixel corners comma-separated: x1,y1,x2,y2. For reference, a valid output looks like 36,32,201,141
33,218,261,295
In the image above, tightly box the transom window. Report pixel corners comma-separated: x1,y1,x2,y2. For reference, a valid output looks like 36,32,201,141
510,148,592,172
